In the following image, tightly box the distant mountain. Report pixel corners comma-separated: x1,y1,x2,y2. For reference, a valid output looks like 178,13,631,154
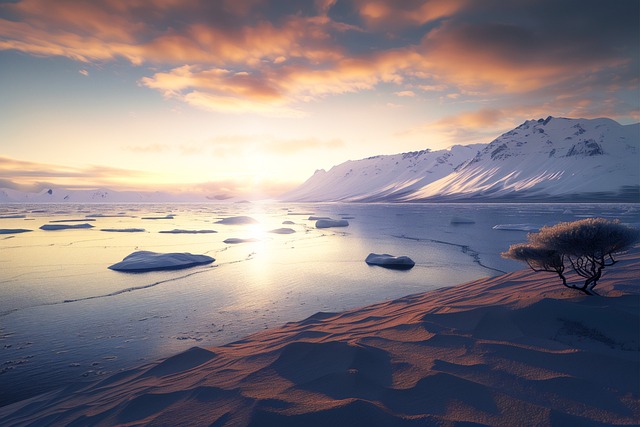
282,117,639,202
0,187,234,203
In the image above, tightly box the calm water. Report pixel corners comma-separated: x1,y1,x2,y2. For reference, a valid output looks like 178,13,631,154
0,202,638,405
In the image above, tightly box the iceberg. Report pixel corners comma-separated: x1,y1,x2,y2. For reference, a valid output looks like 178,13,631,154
450,217,475,224
0,229,32,234
269,228,296,234
108,251,214,272
315,219,349,229
40,223,95,231
365,253,415,270
159,229,217,234
223,238,259,244
215,216,259,225
141,215,174,220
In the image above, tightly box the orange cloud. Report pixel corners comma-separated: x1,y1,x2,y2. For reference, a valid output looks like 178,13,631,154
0,155,155,190
0,0,636,121
418,20,635,94
356,0,468,28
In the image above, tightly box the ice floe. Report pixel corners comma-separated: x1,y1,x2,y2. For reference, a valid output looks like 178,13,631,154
223,238,259,244
315,219,349,228
159,229,217,234
141,215,175,220
365,253,415,270
50,219,97,223
40,223,95,231
108,251,214,272
0,229,32,234
282,220,295,225
215,216,258,225
100,228,146,233
450,216,475,224
269,228,296,234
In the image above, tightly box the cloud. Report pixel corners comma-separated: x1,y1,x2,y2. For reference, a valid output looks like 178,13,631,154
0,155,153,189
0,0,637,121
394,90,415,97
79,69,89,76
0,155,296,198
354,0,468,28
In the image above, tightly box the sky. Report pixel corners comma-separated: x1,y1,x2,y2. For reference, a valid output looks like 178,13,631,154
0,0,638,199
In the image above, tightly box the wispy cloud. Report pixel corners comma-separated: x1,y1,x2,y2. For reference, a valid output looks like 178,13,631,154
0,155,154,190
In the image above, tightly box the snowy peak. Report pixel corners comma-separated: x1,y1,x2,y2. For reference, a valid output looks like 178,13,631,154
472,116,632,162
281,144,484,202
284,117,639,202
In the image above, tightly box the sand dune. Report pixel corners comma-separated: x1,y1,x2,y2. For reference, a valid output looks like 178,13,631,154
1,252,638,426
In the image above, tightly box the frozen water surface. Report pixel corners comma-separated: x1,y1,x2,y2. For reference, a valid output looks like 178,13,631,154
0,202,638,406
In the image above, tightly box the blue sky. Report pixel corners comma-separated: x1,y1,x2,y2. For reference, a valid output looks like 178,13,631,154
1,0,638,198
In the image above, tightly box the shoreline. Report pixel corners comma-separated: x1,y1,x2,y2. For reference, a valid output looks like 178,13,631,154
1,250,638,426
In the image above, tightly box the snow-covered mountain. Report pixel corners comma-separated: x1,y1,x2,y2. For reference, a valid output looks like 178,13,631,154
282,117,639,202
281,144,484,202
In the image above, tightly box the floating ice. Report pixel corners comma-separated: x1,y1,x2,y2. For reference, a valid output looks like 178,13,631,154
269,228,296,234
0,214,27,219
223,237,259,244
108,251,214,272
100,228,146,233
40,223,95,231
0,229,32,234
492,224,539,231
282,220,295,225
315,219,349,228
365,253,415,270
215,216,259,225
308,216,331,221
450,217,475,224
50,219,96,223
159,229,217,234
141,215,174,220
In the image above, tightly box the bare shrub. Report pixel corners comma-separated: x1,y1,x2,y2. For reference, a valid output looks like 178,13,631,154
502,218,639,295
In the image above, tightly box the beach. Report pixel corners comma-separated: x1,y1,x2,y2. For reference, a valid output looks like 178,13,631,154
1,249,638,426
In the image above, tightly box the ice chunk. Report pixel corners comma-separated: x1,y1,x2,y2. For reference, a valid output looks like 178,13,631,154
40,223,95,231
100,228,146,233
315,219,349,228
141,215,174,220
215,216,258,225
50,219,96,223
450,217,475,224
269,228,295,234
0,229,32,234
492,224,539,231
308,216,331,221
159,229,217,234
365,253,415,270
282,220,295,225
223,237,259,244
108,251,214,272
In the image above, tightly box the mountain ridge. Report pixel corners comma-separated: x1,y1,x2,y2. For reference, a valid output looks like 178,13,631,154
282,116,639,203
